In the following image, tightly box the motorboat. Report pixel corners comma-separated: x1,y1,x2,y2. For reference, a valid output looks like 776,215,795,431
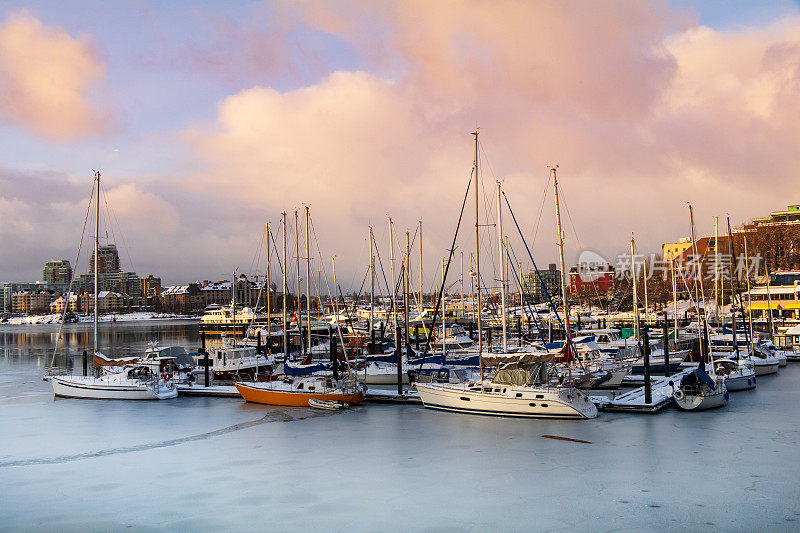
750,345,780,375
713,358,756,391
672,367,728,411
51,360,178,400
235,376,364,406
193,335,274,382
760,340,788,367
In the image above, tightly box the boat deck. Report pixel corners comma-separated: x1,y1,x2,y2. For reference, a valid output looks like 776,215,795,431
591,370,691,414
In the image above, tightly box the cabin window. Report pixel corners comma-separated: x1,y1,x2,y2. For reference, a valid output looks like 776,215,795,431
502,389,506,393
297,383,304,390
460,397,470,401
536,394,544,399
308,386,315,391
541,403,548,408
529,402,537,407
516,393,522,398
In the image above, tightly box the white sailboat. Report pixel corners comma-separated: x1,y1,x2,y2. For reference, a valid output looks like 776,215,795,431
49,171,177,400
417,143,596,419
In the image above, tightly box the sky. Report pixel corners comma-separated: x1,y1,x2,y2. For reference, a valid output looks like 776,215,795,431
1,0,800,293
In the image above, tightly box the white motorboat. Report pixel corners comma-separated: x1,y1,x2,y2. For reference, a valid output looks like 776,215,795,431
750,345,780,375
357,360,410,385
51,364,177,400
673,367,728,411
760,341,788,367
713,359,756,392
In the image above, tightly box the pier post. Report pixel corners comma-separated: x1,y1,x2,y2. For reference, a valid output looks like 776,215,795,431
700,318,708,373
256,331,262,354
370,325,376,355
663,312,670,377
329,327,338,381
487,327,492,348
82,350,87,376
643,327,652,404
518,316,523,345
395,325,403,395
201,331,209,387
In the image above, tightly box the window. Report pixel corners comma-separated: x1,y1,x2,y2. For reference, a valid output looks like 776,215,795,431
516,393,522,398
529,402,536,407
536,394,544,399
541,403,548,408
460,397,470,401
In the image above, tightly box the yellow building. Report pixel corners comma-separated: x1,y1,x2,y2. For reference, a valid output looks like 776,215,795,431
744,284,800,319
50,293,79,314
662,239,694,261
11,291,55,314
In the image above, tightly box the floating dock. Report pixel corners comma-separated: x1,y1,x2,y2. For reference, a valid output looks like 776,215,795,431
364,388,422,404
592,370,690,413
176,384,241,397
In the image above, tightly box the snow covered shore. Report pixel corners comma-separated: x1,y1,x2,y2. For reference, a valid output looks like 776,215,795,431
1,312,197,325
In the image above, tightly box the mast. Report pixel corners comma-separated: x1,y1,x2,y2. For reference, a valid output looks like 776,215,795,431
671,258,678,341
643,258,649,326
232,270,236,341
294,210,301,346
765,258,774,337
404,231,411,354
441,256,447,358
419,219,423,318
688,204,705,364
473,131,483,378
282,212,289,360
744,237,755,351
266,222,271,354
496,180,508,352
460,251,464,320
332,257,338,325
369,225,375,347
305,206,312,354
552,167,572,357
630,234,639,341
714,216,719,318
388,216,396,334
93,170,100,358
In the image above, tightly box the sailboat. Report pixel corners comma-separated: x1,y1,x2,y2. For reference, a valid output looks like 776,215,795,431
416,137,596,419
671,205,727,411
49,171,177,400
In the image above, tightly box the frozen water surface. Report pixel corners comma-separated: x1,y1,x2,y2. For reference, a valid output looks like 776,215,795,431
1,322,799,531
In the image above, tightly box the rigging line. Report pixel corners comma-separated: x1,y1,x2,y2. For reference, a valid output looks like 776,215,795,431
371,232,394,312
506,242,547,341
50,179,96,368
245,225,273,332
530,173,550,248
418,167,473,361
502,190,581,369
99,182,135,276
558,184,583,250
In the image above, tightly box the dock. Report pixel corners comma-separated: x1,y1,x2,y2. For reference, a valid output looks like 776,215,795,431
592,370,690,413
364,388,422,404
176,384,241,397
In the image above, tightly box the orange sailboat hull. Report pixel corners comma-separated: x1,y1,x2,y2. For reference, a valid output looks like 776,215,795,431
235,382,364,407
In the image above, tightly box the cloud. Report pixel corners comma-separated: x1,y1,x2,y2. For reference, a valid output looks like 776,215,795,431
0,11,110,140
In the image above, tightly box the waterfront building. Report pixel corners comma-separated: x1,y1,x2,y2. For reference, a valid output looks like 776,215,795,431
142,274,162,298
3,282,71,313
162,284,203,313
569,263,615,295
78,291,133,314
748,204,800,228
11,290,57,314
50,293,79,314
42,260,72,284
521,264,561,301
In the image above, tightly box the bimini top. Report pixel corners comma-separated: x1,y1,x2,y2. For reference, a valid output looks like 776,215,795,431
492,362,549,386
481,350,558,367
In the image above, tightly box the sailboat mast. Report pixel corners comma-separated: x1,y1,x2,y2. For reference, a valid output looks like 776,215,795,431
630,234,639,341
93,170,100,357
552,167,572,351
441,256,447,358
460,252,464,320
744,237,755,351
389,216,396,332
473,131,483,378
671,258,678,341
714,216,719,317
266,222,271,353
294,210,301,340
404,231,411,353
369,225,375,343
232,270,236,341
496,180,507,352
282,212,289,360
419,220,423,317
688,204,705,363
305,206,312,353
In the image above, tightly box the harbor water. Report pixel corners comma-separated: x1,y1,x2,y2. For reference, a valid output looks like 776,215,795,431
1,322,799,531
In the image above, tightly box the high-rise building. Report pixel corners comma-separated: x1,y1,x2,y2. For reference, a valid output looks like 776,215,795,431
521,264,561,301
89,245,121,274
43,260,73,284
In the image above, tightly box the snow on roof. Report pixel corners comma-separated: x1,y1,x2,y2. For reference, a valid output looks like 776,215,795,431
747,286,798,295
162,285,190,295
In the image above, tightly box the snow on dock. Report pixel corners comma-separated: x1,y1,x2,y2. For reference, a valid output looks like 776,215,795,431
364,388,422,404
176,384,241,397
592,370,691,413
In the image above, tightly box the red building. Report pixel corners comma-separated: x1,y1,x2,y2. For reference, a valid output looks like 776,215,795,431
569,264,615,295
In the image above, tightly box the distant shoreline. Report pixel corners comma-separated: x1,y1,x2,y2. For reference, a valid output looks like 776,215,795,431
0,312,199,327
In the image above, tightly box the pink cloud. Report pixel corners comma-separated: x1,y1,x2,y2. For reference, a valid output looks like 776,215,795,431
0,11,110,141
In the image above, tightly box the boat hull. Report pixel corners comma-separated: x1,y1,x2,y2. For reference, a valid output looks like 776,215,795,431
235,382,363,406
51,376,177,400
415,383,597,419
675,385,728,411
724,373,756,391
753,361,779,376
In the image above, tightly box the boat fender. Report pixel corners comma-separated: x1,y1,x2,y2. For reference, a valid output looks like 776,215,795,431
164,372,173,381
674,389,684,400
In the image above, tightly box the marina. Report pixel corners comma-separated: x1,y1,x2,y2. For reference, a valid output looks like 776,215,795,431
1,321,800,530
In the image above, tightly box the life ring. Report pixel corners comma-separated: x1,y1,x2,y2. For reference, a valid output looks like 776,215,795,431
674,389,684,400
163,372,173,381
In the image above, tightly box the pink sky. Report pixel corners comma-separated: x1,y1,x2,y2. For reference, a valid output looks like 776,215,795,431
1,1,799,291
